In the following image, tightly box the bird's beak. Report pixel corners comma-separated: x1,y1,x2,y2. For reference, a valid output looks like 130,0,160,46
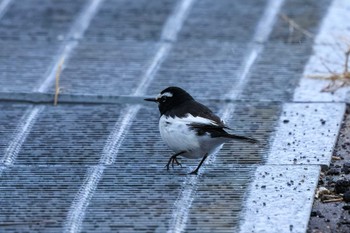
144,98,158,103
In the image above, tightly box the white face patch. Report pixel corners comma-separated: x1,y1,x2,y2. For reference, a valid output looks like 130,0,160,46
157,92,173,99
156,92,173,104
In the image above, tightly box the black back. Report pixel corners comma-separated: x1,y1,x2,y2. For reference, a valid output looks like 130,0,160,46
158,87,225,127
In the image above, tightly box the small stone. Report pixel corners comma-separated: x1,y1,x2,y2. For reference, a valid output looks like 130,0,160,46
343,191,350,202
310,211,318,217
283,119,289,123
320,165,329,172
343,163,350,174
327,168,341,175
335,179,350,194
320,119,326,125
342,205,350,210
311,210,324,218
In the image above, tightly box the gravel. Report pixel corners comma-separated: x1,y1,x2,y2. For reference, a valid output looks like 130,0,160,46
307,105,350,233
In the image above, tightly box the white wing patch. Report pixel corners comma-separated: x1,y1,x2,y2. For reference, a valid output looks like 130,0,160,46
179,114,219,126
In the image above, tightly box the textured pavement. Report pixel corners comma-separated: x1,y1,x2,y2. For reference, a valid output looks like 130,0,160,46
0,0,349,232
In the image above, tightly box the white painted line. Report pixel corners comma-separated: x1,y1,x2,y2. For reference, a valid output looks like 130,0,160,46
167,1,285,232
67,0,103,41
253,0,285,44
37,0,104,93
133,43,172,96
99,105,141,165
1,105,44,165
63,1,195,232
267,103,345,165
161,0,195,42
226,0,285,99
239,165,320,233
63,165,104,233
313,0,350,45
293,0,350,102
0,0,12,20
167,176,197,233
239,104,344,232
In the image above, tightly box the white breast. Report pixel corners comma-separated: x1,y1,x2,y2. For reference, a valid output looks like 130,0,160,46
159,114,227,159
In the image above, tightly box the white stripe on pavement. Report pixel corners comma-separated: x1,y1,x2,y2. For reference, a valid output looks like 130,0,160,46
267,103,345,165
239,165,320,233
293,0,350,102
0,0,12,19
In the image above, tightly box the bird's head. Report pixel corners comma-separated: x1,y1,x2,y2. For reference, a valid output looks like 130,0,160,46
144,86,194,115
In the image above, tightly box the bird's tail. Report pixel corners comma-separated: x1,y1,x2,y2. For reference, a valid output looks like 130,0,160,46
225,133,259,143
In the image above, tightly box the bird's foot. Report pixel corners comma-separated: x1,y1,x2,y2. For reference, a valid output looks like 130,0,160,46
188,169,198,175
165,155,182,170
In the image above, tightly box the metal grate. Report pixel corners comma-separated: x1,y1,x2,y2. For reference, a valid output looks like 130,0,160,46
15,104,123,165
0,103,28,154
146,41,247,99
178,0,267,42
0,0,85,41
0,42,59,93
83,0,176,42
0,166,86,233
48,41,160,96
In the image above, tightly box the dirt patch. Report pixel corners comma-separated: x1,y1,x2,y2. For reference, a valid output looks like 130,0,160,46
307,105,350,233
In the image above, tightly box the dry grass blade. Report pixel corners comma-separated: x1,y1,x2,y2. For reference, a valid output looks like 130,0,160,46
322,198,343,203
54,57,65,106
307,45,350,92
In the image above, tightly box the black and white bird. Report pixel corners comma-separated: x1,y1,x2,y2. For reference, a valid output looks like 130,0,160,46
145,87,258,175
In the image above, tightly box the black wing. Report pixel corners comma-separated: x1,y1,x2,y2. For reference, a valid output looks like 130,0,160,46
189,122,258,143
167,100,227,127
168,100,258,143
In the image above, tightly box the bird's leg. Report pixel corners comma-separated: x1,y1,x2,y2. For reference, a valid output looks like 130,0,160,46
189,153,208,175
165,151,186,170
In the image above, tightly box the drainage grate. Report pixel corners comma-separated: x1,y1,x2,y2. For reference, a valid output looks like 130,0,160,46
83,0,176,42
0,166,87,233
178,0,267,42
14,104,123,165
0,0,85,41
47,41,160,96
0,103,28,155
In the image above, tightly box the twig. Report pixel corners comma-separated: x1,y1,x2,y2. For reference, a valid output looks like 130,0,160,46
54,57,65,106
308,45,350,92
279,13,314,39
